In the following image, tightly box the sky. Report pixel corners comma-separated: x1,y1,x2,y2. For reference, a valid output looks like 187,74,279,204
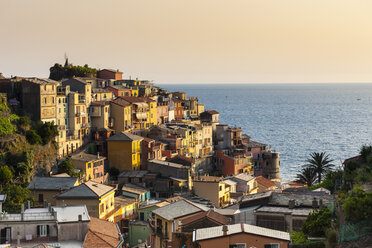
1,0,372,84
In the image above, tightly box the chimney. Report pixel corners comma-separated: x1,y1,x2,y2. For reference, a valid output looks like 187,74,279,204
97,152,100,159
27,200,30,209
312,198,319,208
288,200,295,209
222,225,228,236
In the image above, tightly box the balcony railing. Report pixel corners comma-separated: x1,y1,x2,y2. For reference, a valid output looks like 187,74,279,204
81,123,90,128
57,125,66,131
76,112,86,117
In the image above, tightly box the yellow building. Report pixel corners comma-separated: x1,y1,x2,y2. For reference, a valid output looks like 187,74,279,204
193,176,231,208
92,88,114,101
55,181,116,220
116,96,157,130
151,199,206,248
110,98,132,132
70,151,108,183
107,132,143,171
130,88,139,97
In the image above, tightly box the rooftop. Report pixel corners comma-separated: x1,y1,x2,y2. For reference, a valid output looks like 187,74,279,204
243,140,268,148
118,170,149,178
115,196,137,207
99,68,122,74
152,199,204,221
27,177,79,191
193,223,290,242
202,110,219,115
111,98,131,107
92,88,112,93
70,151,106,162
24,77,59,85
255,176,276,189
121,184,149,195
55,181,114,199
108,84,131,90
83,217,122,248
52,205,90,223
181,209,228,227
118,96,155,103
194,176,222,182
107,131,144,142
149,159,187,169
230,173,255,182
91,101,110,106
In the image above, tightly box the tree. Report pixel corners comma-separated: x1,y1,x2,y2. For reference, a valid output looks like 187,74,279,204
26,129,42,145
359,145,372,163
296,167,317,187
58,156,80,177
0,165,13,187
306,152,334,183
0,116,15,136
108,167,120,181
302,207,332,237
0,184,32,212
342,187,372,222
33,121,58,145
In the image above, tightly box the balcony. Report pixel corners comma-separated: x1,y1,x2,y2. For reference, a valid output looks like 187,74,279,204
76,112,86,117
57,125,66,131
81,123,90,128
156,227,169,239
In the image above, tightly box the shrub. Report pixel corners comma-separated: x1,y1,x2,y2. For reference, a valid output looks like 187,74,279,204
291,231,309,244
0,116,15,136
327,230,337,248
302,207,332,237
26,129,42,145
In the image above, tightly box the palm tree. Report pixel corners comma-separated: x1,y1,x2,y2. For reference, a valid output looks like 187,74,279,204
296,167,317,187
306,152,334,184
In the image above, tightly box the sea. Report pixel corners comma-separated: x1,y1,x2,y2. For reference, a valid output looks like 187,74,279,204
158,83,372,182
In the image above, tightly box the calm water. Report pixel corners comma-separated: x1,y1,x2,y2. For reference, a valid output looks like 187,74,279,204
158,83,372,182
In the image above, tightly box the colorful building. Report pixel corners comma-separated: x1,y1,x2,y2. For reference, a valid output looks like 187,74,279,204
193,176,231,208
110,98,132,132
107,132,143,171
98,69,123,80
70,151,108,184
106,85,131,97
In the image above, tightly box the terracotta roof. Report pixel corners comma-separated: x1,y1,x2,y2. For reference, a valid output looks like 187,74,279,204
255,176,276,189
83,217,122,248
181,209,228,227
91,101,109,106
111,98,131,107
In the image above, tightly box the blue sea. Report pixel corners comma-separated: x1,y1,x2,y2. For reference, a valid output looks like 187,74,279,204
158,83,372,182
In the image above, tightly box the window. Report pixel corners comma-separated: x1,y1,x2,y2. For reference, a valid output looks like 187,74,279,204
59,108,61,113
92,108,95,113
37,225,49,237
60,132,63,138
133,154,136,161
59,98,61,104
105,107,108,113
264,244,280,248
38,194,44,203
121,92,124,96
44,98,47,104
52,97,54,104
104,94,107,99
140,212,145,221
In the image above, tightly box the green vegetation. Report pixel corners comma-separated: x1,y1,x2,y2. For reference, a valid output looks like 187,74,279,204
57,156,81,177
305,152,335,184
291,231,309,245
0,184,32,212
0,165,13,187
296,167,317,187
342,187,372,222
49,63,97,80
0,100,58,212
302,207,332,237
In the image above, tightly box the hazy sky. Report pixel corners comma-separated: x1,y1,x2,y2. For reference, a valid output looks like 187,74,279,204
1,0,372,84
